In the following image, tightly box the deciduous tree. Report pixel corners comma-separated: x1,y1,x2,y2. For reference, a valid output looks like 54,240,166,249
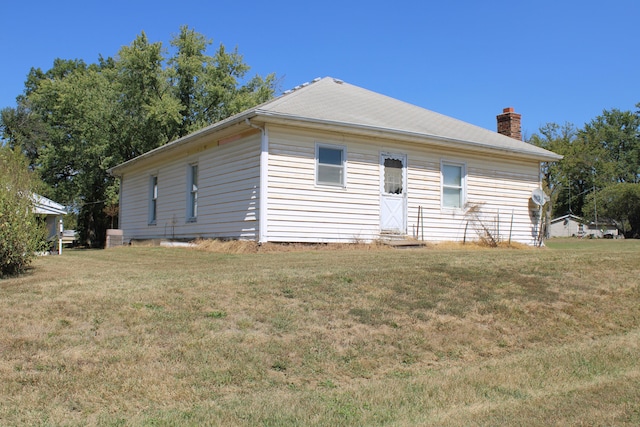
168,26,276,136
531,105,640,225
1,27,277,247
581,107,640,184
583,183,640,237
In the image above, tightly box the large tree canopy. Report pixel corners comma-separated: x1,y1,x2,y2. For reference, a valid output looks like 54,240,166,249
0,27,277,247
583,183,640,237
581,107,640,185
530,103,640,237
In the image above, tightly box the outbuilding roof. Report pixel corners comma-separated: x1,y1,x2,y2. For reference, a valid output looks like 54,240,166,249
550,214,584,224
33,194,67,215
110,77,561,175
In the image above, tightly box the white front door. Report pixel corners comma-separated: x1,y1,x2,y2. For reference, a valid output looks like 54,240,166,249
380,153,407,234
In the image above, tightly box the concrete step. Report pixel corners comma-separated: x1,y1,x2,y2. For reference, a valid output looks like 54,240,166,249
379,234,427,248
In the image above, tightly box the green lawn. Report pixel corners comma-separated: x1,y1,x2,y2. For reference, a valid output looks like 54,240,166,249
1,239,638,426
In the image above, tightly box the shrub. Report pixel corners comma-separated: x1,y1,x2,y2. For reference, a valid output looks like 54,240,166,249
0,147,47,277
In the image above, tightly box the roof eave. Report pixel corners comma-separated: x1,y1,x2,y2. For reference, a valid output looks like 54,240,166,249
34,206,67,215
108,111,259,176
108,104,562,177
256,112,564,162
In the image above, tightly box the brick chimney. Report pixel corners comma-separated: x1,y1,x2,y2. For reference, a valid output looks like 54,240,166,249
496,107,522,140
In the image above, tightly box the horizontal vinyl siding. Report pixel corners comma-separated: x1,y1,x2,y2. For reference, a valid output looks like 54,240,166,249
119,173,152,239
121,123,543,245
119,134,260,242
266,125,541,245
267,127,380,243
467,163,540,245
408,153,540,245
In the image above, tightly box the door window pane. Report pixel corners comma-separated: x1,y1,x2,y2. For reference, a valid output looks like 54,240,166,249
384,158,403,194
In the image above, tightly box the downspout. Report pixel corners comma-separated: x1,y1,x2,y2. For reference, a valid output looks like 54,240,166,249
538,161,546,246
246,119,269,244
117,175,123,231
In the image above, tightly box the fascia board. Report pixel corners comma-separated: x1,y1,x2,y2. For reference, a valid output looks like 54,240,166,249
256,112,564,163
108,112,258,176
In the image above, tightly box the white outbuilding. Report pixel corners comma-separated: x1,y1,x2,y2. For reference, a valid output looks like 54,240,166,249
33,194,67,242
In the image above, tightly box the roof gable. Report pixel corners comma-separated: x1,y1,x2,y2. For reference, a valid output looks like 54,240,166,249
550,214,583,224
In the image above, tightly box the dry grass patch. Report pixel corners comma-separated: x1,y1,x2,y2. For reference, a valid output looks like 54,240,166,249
193,238,261,253
192,238,529,254
0,239,638,425
192,238,389,253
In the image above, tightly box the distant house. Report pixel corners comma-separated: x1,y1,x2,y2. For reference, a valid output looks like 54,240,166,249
108,77,561,246
549,214,619,238
549,214,584,238
585,221,619,238
33,194,66,241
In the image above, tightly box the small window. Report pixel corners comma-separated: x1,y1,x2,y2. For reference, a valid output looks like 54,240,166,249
384,157,404,194
441,162,465,209
149,175,158,224
187,164,198,221
316,144,346,186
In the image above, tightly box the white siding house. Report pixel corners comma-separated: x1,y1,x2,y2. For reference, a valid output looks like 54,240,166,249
109,77,562,245
549,214,619,238
549,214,585,238
33,194,66,241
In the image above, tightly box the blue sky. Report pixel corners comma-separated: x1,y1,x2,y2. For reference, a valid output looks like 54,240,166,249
2,0,638,137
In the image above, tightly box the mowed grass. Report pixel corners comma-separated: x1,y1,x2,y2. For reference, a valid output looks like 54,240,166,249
1,239,639,426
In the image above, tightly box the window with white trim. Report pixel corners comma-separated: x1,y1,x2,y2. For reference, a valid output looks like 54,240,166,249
316,144,346,187
441,162,465,209
149,175,158,224
187,164,198,221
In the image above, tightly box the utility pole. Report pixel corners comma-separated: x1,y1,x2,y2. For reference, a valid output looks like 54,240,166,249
592,166,598,234
594,182,598,233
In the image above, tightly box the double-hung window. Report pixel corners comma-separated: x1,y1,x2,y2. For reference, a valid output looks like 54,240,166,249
187,164,198,221
316,143,346,187
149,175,158,224
441,162,465,209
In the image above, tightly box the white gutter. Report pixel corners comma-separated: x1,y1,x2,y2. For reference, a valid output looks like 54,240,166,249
245,118,269,244
32,194,67,215
108,111,258,176
255,111,564,162
109,105,562,178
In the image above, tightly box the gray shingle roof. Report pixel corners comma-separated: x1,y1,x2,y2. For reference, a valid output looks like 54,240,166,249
254,77,561,160
110,76,560,175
